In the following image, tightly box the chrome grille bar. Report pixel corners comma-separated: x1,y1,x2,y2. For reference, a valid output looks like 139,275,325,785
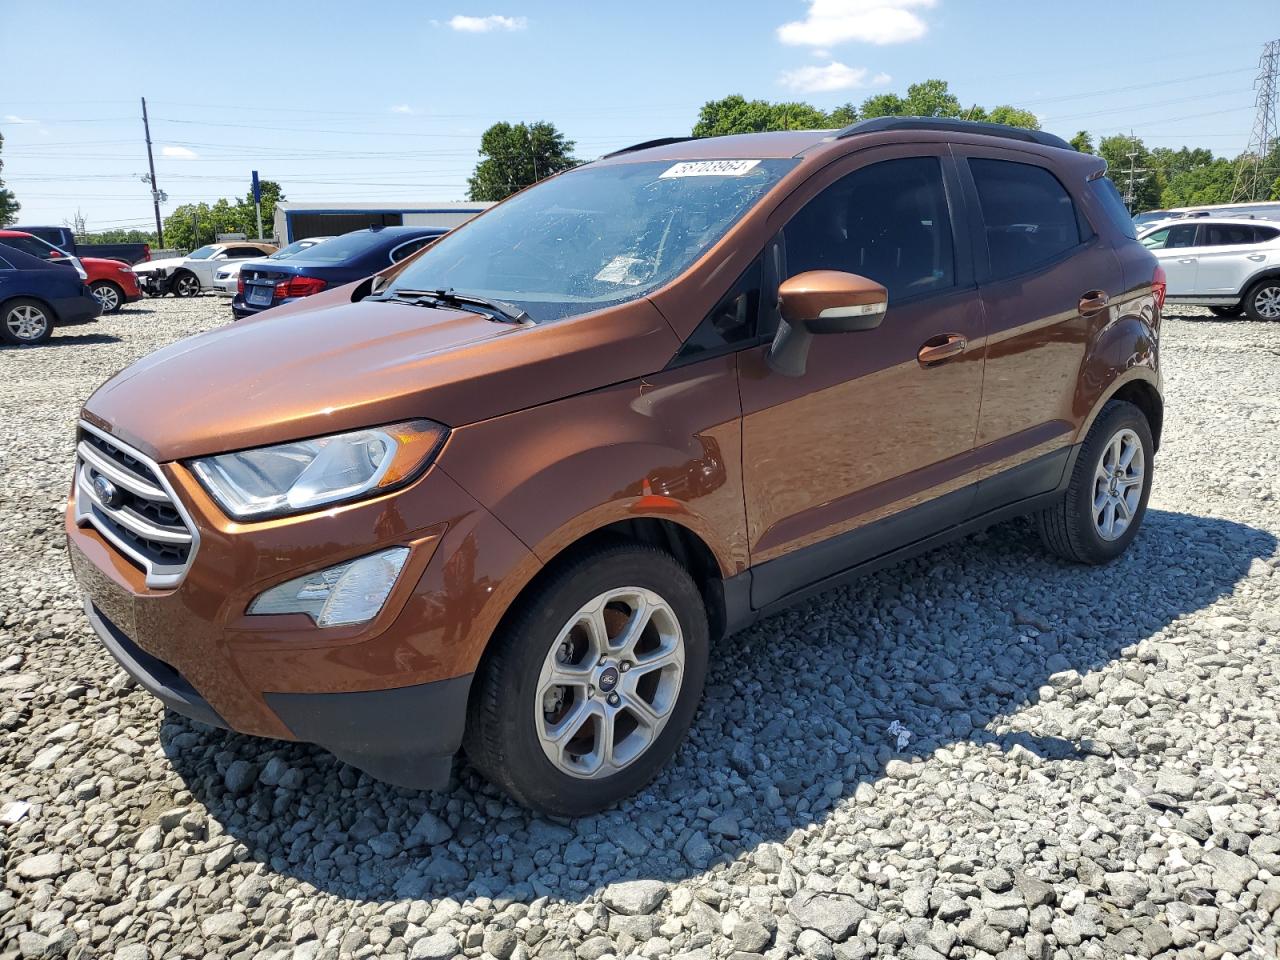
73,421,200,589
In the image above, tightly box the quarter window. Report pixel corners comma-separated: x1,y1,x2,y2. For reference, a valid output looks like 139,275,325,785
969,158,1083,279
1255,225,1280,242
784,157,956,300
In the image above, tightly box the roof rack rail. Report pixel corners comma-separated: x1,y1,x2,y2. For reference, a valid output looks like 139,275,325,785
834,116,1072,151
601,136,699,159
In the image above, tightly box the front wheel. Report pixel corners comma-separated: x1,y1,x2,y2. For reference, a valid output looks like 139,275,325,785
1036,400,1154,565
171,272,201,298
465,543,708,816
1243,278,1280,322
90,281,123,314
1,298,54,345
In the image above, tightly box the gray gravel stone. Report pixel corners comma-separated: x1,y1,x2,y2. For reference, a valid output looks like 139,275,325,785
602,879,668,915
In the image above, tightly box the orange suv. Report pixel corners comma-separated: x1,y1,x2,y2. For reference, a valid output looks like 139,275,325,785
67,118,1164,815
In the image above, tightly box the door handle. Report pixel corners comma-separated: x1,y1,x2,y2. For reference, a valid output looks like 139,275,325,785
917,333,967,367
1247,253,1266,262
1078,290,1110,314
1177,258,1197,264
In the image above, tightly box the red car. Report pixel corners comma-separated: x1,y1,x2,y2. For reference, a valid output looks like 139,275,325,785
0,230,142,314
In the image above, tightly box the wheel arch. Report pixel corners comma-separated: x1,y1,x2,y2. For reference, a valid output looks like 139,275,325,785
1239,266,1280,298
0,295,58,322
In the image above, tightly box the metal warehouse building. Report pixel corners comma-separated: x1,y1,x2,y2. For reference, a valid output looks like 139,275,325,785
272,201,494,243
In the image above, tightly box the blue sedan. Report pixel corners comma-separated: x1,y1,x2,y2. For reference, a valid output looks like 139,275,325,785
232,226,446,320
0,244,101,345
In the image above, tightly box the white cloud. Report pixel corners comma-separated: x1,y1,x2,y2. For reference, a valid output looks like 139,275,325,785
3,114,37,124
872,71,892,85
161,145,198,159
448,14,527,32
778,0,934,47
779,61,877,93
390,104,415,114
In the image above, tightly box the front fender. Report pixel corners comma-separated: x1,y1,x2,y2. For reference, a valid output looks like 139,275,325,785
439,354,749,579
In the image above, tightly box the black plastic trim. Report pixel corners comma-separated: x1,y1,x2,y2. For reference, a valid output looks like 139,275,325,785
835,117,1072,151
85,600,228,731
720,445,1078,632
265,674,473,790
601,137,699,159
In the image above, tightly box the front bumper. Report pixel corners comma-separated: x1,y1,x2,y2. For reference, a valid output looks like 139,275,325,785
67,444,537,789
136,272,170,296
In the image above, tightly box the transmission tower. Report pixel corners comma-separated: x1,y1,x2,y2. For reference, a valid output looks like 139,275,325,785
1231,38,1279,203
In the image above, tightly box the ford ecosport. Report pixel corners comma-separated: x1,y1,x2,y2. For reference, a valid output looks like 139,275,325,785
67,118,1165,815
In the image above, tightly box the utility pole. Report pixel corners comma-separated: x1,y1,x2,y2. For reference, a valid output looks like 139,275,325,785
1231,38,1279,203
141,97,164,246
1123,131,1150,213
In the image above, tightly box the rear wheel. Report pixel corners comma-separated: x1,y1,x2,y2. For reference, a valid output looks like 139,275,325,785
90,281,123,314
465,543,708,816
1036,400,1153,565
1243,279,1280,321
172,272,201,298
1208,304,1243,318
1,298,54,345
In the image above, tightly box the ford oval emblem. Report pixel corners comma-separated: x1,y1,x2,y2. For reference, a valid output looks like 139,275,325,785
92,474,123,509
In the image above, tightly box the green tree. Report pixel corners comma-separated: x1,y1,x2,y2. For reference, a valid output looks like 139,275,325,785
161,179,286,250
87,228,156,245
1099,134,1164,212
897,79,962,118
467,122,577,202
692,95,840,137
981,105,1041,130
857,92,908,119
1160,158,1236,208
237,179,284,238
1070,131,1095,154
0,132,19,226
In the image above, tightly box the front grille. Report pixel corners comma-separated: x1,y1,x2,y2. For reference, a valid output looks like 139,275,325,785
74,421,199,588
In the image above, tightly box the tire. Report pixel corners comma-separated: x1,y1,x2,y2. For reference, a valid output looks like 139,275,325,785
1,298,54,345
1242,278,1280,322
171,272,201,298
1208,305,1243,318
1036,400,1154,565
90,281,123,314
465,542,709,816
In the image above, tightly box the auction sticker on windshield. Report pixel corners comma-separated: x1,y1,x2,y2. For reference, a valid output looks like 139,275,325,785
659,159,762,179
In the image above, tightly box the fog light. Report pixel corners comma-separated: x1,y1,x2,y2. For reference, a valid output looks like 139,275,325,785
248,547,409,627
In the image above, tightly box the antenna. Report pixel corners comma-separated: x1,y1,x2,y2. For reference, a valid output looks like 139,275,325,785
1231,38,1279,203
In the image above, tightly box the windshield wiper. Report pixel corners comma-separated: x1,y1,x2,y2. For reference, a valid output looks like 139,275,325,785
368,287,533,325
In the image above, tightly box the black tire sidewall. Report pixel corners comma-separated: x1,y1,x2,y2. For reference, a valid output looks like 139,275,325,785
1067,403,1154,562
1,299,53,345
470,547,709,816
1244,278,1280,322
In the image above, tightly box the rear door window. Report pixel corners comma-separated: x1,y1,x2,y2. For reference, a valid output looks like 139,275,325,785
1142,223,1198,250
0,235,58,259
969,158,1083,279
1202,223,1256,246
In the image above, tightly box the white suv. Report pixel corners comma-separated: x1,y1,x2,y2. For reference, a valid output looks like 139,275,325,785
1138,218,1280,320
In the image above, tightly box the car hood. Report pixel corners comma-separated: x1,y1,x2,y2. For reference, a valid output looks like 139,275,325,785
81,289,680,462
134,256,187,273
81,257,132,272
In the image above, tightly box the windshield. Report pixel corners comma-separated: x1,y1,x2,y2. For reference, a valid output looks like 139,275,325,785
387,158,798,323
188,245,217,259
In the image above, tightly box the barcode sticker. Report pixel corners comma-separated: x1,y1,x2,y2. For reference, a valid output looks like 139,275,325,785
659,159,762,179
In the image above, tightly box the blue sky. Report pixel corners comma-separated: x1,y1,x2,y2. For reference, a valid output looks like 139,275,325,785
2,0,1275,231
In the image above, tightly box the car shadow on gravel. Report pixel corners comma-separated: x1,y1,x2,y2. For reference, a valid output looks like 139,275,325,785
0,333,122,349
161,506,1275,906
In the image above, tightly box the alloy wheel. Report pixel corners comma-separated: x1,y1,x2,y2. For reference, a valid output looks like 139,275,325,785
1252,284,1280,320
535,586,685,779
175,275,200,297
5,305,49,342
1092,427,1144,541
92,284,120,312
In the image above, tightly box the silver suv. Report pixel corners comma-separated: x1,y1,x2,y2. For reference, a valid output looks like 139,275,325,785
1139,217,1280,320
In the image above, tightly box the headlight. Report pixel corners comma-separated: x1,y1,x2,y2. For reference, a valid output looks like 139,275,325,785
191,420,446,520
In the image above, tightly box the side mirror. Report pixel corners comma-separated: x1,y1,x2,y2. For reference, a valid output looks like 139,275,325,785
767,271,888,376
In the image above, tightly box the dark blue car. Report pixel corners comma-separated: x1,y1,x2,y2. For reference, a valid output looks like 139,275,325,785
232,225,446,319
0,243,101,345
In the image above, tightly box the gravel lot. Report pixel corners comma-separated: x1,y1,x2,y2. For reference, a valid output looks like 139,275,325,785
2,297,1279,960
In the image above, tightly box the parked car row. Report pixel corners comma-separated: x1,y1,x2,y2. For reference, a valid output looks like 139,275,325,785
134,241,278,297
